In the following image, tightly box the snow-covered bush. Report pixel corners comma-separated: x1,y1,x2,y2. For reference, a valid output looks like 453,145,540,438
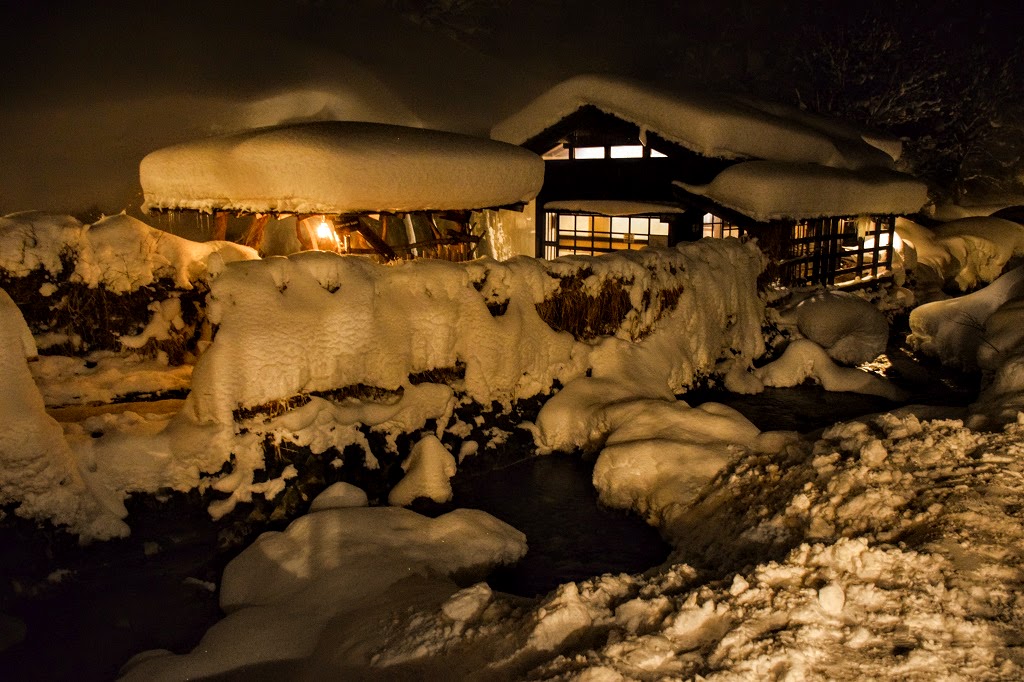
0,211,256,358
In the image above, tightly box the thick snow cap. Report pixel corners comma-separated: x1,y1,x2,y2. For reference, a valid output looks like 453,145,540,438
140,121,545,215
677,161,929,222
491,74,897,170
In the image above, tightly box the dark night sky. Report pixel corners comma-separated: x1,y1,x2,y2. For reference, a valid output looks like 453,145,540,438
0,0,1020,214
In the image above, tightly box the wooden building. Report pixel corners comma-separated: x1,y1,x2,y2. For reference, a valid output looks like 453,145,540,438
492,75,929,286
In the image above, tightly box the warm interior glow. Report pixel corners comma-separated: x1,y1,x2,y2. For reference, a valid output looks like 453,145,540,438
316,221,334,240
610,145,644,158
573,146,605,159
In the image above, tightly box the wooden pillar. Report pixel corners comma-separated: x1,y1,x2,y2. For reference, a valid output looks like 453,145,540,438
243,214,270,250
213,211,229,241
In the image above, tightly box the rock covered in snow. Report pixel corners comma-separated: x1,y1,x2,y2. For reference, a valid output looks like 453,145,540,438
897,216,1024,295
140,121,544,215
909,265,1024,370
388,434,457,506
121,506,527,680
308,482,369,512
783,290,889,365
754,339,906,401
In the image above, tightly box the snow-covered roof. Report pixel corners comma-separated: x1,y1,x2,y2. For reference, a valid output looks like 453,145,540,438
543,200,686,217
140,121,545,216
491,75,898,171
676,161,929,222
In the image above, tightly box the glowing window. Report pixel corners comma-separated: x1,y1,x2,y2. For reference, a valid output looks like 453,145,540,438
573,146,605,159
610,145,644,158
650,148,667,158
702,213,741,239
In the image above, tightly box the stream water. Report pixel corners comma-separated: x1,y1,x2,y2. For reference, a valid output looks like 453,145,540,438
0,343,980,680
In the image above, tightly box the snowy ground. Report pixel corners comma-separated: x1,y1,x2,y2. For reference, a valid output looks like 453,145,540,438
3,212,1024,679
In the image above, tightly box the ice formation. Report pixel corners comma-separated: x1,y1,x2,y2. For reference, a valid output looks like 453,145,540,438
140,121,544,215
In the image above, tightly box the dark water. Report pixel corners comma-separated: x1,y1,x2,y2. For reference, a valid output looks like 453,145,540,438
0,343,979,679
451,453,671,597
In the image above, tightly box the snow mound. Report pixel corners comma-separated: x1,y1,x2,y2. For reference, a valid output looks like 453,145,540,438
308,482,368,512
140,121,544,215
897,216,1024,294
0,211,257,293
677,161,928,222
0,289,127,540
591,400,785,533
908,265,1024,370
754,339,906,400
492,74,894,170
782,290,889,365
388,434,457,506
120,506,527,680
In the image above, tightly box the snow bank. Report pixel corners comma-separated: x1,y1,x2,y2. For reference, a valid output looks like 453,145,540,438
0,211,256,293
897,216,1024,294
120,505,526,681
140,121,544,215
908,265,1024,370
0,289,127,539
185,239,766,427
492,75,894,170
777,290,889,365
676,161,928,222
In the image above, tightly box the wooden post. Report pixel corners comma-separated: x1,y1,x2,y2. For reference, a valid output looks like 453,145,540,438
213,211,229,241
243,214,270,250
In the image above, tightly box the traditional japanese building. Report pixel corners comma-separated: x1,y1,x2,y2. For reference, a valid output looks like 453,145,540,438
492,75,929,286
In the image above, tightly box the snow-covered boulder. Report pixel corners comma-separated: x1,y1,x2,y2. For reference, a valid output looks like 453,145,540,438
388,434,457,506
782,291,889,365
120,506,527,680
909,265,1024,370
754,339,906,400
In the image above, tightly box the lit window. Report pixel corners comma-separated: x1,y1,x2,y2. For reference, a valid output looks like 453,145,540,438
610,145,644,158
611,216,630,234
650,148,667,158
542,144,570,160
573,146,605,159
702,213,740,239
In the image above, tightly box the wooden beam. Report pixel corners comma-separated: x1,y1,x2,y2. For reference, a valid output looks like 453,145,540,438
350,219,397,261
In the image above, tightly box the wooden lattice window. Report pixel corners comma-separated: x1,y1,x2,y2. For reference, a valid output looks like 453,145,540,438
542,212,671,258
781,216,895,286
701,212,743,239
